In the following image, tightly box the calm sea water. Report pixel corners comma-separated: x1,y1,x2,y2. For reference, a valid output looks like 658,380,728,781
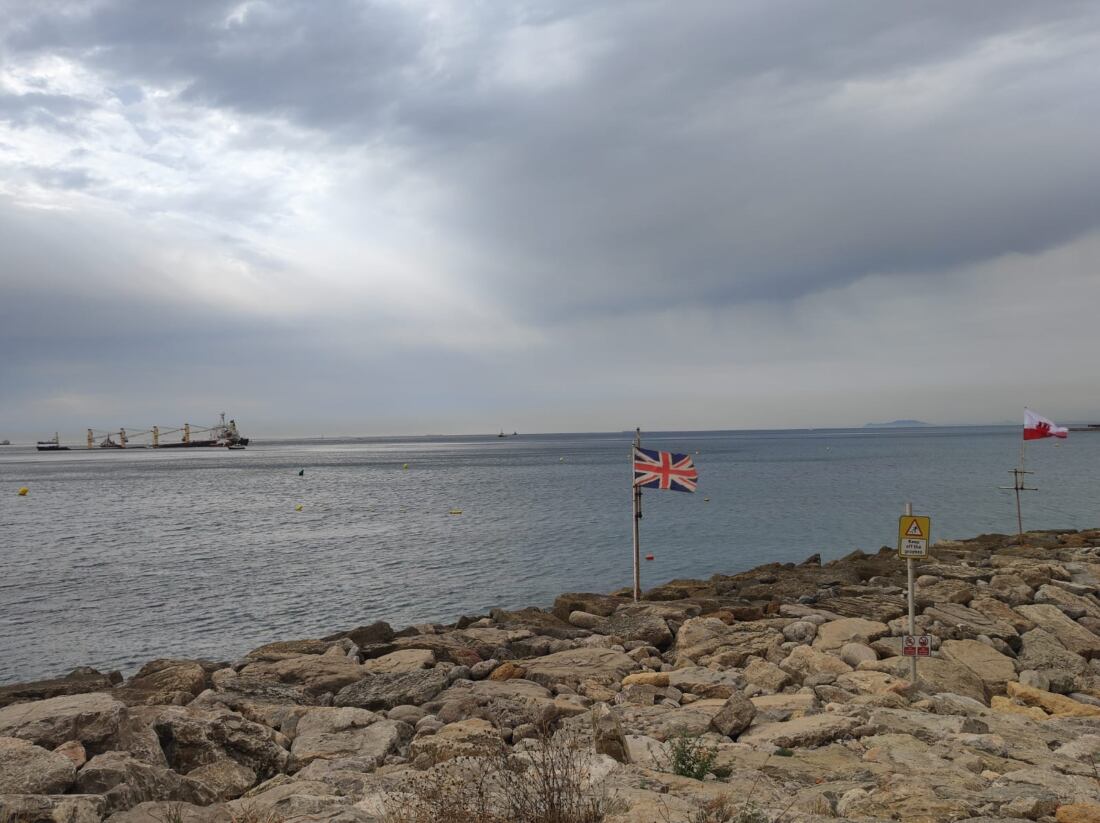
1,426,1097,684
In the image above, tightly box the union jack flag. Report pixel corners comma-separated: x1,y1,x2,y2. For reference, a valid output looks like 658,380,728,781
633,446,698,493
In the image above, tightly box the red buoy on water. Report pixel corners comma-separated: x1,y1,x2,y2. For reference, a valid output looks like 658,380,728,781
645,553,655,561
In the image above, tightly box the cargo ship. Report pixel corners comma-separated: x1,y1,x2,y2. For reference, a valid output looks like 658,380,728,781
36,414,249,451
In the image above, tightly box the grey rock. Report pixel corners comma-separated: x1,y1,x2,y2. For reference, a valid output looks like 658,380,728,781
592,703,630,763
334,668,448,711
0,735,77,794
710,692,756,738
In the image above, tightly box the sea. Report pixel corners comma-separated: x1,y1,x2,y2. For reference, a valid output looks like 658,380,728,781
1,426,1097,684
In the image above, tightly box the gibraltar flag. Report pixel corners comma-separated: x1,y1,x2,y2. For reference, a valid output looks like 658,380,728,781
1024,408,1068,440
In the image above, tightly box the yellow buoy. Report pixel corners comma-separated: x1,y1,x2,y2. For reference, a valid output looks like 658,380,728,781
449,508,463,515
18,487,29,496
403,463,409,469
295,504,303,511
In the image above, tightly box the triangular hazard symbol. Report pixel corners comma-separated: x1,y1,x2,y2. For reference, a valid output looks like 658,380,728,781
905,520,924,538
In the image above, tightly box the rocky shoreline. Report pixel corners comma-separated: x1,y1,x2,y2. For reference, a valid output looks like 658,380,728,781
5,529,1100,822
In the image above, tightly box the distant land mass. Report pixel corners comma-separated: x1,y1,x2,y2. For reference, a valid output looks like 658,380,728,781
863,419,931,428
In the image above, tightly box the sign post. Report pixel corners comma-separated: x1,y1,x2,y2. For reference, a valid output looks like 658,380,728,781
898,504,930,683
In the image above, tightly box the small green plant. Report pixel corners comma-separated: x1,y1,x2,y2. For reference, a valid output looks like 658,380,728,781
773,747,794,757
667,734,718,780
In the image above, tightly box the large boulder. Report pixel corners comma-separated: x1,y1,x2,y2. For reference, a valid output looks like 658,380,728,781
1016,629,1089,681
426,678,567,729
237,654,367,695
76,750,218,812
114,660,210,706
408,718,501,765
133,705,289,778
864,656,987,703
189,670,319,729
667,666,745,699
105,800,231,823
738,714,860,748
0,735,77,794
0,794,107,823
0,692,128,751
520,648,637,688
591,703,630,763
1015,605,1100,658
674,618,783,667
710,692,756,738
939,640,1017,693
186,757,256,801
552,593,627,621
361,650,434,674
333,668,448,710
604,607,674,649
924,603,1019,642
289,708,409,769
812,618,890,651
0,668,120,709
779,646,853,680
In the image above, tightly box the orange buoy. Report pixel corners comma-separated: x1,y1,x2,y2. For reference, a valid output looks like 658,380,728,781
645,553,655,561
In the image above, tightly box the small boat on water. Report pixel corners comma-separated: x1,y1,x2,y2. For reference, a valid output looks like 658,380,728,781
1069,424,1100,432
0,439,10,446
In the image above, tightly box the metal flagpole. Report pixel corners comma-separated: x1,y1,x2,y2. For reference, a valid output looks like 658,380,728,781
1001,431,1036,541
632,427,642,602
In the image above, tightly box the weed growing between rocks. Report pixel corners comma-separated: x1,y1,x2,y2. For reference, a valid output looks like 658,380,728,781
386,726,615,823
666,734,718,780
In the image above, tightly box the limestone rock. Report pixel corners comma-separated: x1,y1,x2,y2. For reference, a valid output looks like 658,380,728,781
1005,682,1100,717
186,757,256,801
738,713,860,748
782,620,817,644
106,801,231,823
190,671,318,729
838,642,877,668
865,656,988,702
361,649,434,674
488,662,526,681
0,735,77,794
0,692,127,750
323,621,395,647
520,647,637,688
743,658,792,693
814,594,907,622
54,739,87,768
813,618,890,651
780,645,853,680
940,639,1018,693
77,750,218,812
605,608,674,649
666,666,744,698
1017,628,1089,677
1036,584,1100,619
408,718,501,765
622,672,669,688
611,704,714,741
1015,605,1100,658
246,639,336,660
0,794,107,823
290,708,408,769
333,668,447,711
134,704,289,778
916,578,977,607
925,602,1019,641
0,667,120,709
1056,803,1100,823
592,703,630,763
114,660,209,706
552,593,626,621
238,654,367,695
674,618,784,667
710,692,756,738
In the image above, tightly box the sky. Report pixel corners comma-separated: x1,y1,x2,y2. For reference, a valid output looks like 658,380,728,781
2,1,1100,439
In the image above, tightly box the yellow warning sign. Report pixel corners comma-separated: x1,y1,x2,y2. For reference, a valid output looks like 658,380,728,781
898,515,931,558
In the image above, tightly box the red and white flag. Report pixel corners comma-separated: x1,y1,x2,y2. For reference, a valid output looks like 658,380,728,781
1023,408,1068,440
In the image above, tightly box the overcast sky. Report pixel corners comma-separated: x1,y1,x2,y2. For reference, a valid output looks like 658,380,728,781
2,1,1099,438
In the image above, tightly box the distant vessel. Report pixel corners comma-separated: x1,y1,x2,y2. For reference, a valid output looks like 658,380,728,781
0,439,9,446
1069,424,1100,432
36,434,69,452
36,414,249,452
